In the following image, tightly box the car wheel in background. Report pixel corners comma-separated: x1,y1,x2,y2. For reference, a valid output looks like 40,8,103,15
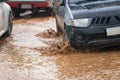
45,7,55,16
12,9,20,18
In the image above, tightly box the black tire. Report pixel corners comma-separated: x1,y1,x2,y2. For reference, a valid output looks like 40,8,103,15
1,13,13,39
49,8,55,17
46,8,53,16
12,9,20,18
51,11,55,17
70,42,80,49
32,11,39,17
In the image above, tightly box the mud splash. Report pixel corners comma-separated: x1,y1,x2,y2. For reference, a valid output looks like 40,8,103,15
35,28,92,55
35,29,71,55
36,28,60,38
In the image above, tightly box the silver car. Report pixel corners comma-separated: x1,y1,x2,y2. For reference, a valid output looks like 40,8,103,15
0,0,12,40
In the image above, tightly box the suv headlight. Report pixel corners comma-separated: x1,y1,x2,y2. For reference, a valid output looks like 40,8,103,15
71,18,91,28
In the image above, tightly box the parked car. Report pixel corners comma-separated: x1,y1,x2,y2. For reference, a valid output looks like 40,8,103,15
6,0,53,18
0,0,12,40
53,0,120,49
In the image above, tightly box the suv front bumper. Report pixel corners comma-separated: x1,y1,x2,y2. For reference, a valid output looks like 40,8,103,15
67,25,120,48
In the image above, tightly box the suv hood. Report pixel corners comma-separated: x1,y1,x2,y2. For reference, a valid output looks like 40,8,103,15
69,0,120,10
72,6,120,19
70,0,120,19
9,0,46,2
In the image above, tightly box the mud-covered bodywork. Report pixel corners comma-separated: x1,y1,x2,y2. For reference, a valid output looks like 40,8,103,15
54,0,120,49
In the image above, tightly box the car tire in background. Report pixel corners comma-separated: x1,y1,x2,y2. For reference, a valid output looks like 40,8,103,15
12,9,20,18
50,8,55,16
46,7,53,16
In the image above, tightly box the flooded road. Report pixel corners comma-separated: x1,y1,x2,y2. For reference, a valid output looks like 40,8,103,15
0,16,120,80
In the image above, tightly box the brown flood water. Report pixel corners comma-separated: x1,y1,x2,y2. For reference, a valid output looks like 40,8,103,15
0,16,120,80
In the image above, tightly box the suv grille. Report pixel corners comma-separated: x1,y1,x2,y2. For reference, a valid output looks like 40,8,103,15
91,16,120,26
91,17,111,25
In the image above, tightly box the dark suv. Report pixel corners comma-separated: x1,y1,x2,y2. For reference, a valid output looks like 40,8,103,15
53,0,120,49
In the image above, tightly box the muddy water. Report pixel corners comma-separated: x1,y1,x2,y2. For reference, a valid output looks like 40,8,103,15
0,16,120,80
56,51,120,80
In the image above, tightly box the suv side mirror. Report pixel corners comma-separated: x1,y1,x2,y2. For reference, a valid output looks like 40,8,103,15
53,0,63,6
